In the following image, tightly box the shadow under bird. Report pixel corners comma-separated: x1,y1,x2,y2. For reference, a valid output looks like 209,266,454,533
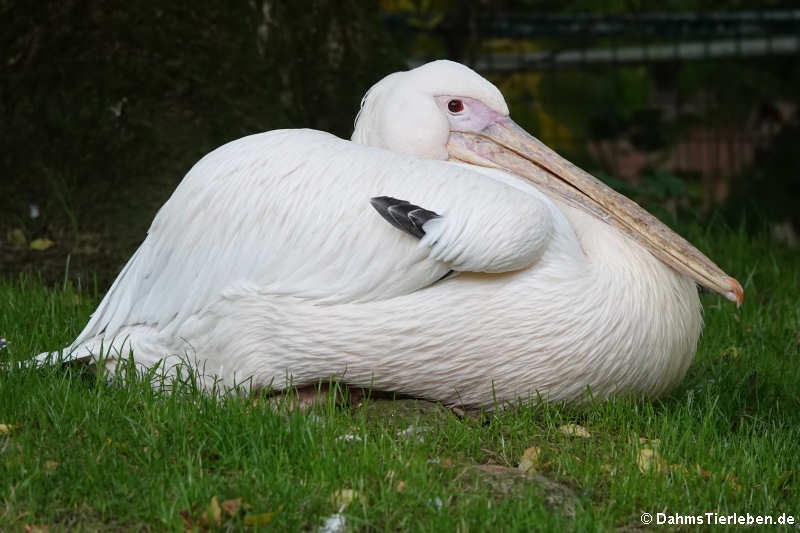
37,60,742,407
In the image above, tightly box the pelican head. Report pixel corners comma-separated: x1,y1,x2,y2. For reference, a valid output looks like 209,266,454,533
352,60,743,305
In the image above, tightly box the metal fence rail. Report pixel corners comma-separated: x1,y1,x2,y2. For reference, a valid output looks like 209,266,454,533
385,9,799,208
388,9,800,70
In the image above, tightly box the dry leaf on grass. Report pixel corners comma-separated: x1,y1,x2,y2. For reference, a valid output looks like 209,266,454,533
695,463,712,478
181,496,256,529
198,496,221,527
558,424,591,438
244,511,279,526
24,525,50,533
0,423,19,435
518,446,541,473
29,238,55,251
330,488,356,508
179,509,192,529
9,229,26,246
221,498,242,517
637,447,668,474
670,463,689,475
725,473,742,491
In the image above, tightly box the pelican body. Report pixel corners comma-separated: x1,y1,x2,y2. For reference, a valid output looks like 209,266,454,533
39,61,741,406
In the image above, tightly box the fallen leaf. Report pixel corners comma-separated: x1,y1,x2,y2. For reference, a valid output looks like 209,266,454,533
9,228,26,246
199,495,221,527
518,446,541,473
638,437,661,446
0,423,19,435
29,238,55,251
178,509,192,529
725,473,742,491
637,447,668,474
244,511,278,527
44,460,59,470
695,463,711,479
395,480,406,492
221,497,242,517
558,423,591,438
669,463,688,475
24,525,49,532
330,488,356,508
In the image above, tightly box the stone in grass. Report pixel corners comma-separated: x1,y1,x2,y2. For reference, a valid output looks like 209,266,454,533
463,464,579,518
356,398,453,426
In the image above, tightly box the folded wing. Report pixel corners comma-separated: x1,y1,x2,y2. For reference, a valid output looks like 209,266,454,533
70,129,559,348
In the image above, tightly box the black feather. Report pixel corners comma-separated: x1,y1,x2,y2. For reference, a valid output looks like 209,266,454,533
370,196,440,239
370,196,454,283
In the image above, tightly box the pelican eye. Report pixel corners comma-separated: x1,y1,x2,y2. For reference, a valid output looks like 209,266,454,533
447,99,464,113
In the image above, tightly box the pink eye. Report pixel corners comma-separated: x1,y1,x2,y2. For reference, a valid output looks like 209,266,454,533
447,99,464,113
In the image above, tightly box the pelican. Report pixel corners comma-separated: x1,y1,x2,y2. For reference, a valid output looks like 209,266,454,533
38,60,742,407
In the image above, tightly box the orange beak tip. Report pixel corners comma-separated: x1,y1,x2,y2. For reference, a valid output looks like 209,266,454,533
725,276,744,307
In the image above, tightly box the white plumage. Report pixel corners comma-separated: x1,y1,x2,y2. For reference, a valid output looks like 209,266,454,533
39,60,741,406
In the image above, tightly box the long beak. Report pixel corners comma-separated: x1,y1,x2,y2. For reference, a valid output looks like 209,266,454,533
447,117,743,305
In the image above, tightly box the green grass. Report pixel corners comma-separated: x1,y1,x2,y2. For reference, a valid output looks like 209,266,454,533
1,227,799,531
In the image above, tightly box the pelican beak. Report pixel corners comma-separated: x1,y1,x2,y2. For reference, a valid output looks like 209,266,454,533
447,117,743,305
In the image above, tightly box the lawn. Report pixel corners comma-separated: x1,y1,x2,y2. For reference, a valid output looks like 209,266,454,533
1,225,798,532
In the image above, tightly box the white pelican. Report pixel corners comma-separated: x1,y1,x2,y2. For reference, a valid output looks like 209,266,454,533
38,60,742,406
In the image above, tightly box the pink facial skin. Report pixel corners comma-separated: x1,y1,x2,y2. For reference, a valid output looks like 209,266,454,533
434,95,506,134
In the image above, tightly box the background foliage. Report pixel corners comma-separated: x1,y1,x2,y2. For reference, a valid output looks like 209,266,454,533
1,0,400,285
1,0,798,286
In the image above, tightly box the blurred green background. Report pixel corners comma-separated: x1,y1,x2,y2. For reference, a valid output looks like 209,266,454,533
2,0,798,288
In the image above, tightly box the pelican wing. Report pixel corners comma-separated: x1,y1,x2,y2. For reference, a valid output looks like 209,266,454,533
71,129,557,346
